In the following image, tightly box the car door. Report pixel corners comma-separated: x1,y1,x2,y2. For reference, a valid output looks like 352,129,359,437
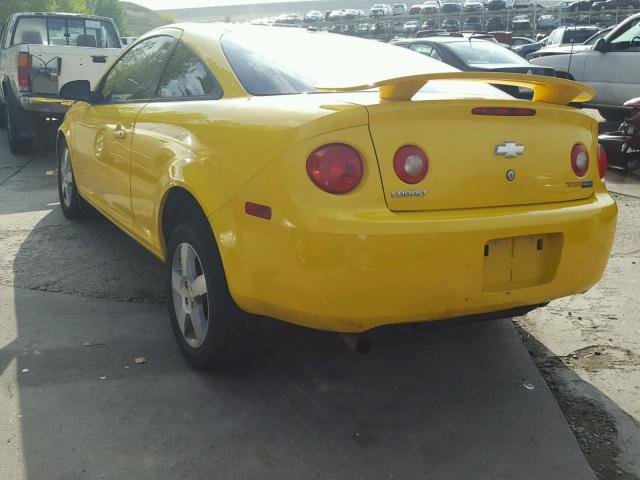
74,35,178,229
583,18,640,106
129,42,224,252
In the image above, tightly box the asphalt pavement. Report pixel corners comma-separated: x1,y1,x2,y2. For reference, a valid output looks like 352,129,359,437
0,134,599,479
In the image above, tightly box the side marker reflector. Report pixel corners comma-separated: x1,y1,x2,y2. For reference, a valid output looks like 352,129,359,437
245,202,272,220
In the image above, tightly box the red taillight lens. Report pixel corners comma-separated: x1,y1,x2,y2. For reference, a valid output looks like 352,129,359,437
306,144,363,194
18,52,32,89
471,107,536,116
393,145,428,184
571,144,589,177
597,144,607,179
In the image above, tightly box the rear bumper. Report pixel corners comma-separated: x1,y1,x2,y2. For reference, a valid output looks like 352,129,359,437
20,96,71,115
210,191,617,333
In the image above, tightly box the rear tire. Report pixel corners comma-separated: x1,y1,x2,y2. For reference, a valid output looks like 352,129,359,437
598,108,627,122
166,219,252,370
6,104,33,154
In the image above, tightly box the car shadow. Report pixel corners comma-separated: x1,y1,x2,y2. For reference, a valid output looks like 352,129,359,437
0,193,610,480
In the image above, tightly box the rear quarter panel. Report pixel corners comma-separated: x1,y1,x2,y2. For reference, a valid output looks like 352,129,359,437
128,95,368,257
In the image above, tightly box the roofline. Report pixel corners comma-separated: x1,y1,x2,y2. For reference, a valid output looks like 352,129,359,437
8,11,115,23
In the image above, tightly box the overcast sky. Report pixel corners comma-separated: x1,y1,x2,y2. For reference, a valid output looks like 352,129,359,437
128,0,305,9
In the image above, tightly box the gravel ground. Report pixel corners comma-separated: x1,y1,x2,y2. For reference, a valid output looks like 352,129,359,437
515,188,640,480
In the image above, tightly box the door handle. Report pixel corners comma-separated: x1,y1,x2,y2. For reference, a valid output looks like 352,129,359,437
113,127,127,140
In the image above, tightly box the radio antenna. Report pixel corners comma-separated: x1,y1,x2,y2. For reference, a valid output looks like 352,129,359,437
567,6,580,78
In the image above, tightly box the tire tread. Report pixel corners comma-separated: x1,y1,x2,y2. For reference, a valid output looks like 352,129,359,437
166,218,252,369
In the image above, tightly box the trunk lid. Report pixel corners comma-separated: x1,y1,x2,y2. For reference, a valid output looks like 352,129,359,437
27,45,119,96
365,98,596,211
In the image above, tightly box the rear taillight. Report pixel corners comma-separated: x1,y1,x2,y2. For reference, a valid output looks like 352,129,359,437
471,107,536,116
393,145,428,184
571,144,589,177
306,144,363,194
597,144,607,180
17,52,32,91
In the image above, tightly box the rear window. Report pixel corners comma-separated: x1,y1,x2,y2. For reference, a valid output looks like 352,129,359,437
447,40,529,66
562,29,598,44
12,16,120,48
221,29,504,99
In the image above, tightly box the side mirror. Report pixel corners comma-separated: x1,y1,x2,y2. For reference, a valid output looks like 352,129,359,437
594,38,608,52
59,80,92,102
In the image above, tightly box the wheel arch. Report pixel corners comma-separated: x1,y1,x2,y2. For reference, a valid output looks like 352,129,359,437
159,185,217,257
1,76,19,106
1,77,10,102
56,130,67,156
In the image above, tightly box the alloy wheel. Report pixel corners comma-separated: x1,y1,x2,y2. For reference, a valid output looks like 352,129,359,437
171,242,210,348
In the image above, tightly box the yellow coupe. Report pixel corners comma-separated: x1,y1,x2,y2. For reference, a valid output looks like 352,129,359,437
57,24,617,368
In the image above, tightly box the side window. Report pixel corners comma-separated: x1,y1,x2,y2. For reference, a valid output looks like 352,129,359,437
610,19,640,51
547,31,555,45
157,43,223,99
12,17,47,45
409,44,433,56
428,47,442,61
67,18,89,47
47,18,67,46
100,36,177,103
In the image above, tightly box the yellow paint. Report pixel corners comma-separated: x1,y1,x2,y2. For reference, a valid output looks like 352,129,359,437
28,97,73,107
317,72,596,104
60,25,617,332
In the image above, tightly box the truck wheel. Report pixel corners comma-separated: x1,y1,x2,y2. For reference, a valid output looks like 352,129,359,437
166,218,252,370
598,108,626,122
6,104,33,154
0,102,6,129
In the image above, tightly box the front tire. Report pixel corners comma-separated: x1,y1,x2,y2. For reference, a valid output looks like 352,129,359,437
57,140,88,219
166,219,251,369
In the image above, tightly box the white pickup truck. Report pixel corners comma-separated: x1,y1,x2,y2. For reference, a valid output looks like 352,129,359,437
0,12,122,153
531,13,640,121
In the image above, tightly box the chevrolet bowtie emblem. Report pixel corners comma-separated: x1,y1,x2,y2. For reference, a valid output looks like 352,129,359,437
495,142,525,158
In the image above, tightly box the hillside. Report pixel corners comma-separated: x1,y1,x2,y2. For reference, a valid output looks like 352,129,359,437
122,1,170,35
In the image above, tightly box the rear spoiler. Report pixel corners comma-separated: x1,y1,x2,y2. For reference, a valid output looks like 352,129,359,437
316,72,595,105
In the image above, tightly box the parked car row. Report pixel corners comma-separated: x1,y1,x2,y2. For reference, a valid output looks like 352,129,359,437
295,0,639,23
396,14,565,32
395,13,640,118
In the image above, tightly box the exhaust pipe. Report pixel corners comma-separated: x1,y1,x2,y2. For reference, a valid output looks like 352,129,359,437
340,334,373,354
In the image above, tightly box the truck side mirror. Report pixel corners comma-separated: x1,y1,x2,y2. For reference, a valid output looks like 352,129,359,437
59,80,92,103
594,38,608,52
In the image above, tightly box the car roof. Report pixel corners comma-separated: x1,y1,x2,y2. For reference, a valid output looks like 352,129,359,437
400,36,495,44
556,25,599,30
418,31,495,40
9,11,114,22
